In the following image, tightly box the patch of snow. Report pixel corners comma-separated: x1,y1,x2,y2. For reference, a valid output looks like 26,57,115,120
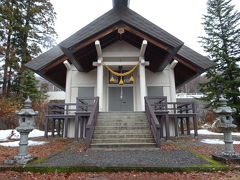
191,129,240,136
0,140,48,147
201,124,211,129
0,129,50,141
211,120,221,129
201,139,240,145
0,129,16,141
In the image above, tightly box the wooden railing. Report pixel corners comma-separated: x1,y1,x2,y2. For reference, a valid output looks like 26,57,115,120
45,103,77,137
45,97,100,150
145,97,161,147
145,96,198,145
84,97,99,149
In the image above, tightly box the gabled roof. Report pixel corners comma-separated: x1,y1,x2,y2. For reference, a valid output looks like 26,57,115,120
26,6,184,72
177,45,215,70
25,4,215,89
59,6,183,49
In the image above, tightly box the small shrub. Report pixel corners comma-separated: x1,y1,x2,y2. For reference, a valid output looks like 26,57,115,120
0,97,18,129
205,112,217,124
32,101,48,130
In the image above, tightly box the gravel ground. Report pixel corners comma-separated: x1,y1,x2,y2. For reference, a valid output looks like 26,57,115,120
33,148,210,167
32,133,240,168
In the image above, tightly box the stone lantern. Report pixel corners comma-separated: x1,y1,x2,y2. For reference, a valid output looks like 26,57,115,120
212,96,240,163
4,97,38,165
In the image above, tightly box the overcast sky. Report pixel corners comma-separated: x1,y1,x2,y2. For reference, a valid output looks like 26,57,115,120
51,0,240,55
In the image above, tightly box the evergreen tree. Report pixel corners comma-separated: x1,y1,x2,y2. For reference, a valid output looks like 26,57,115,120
0,0,20,95
16,70,44,101
200,0,240,124
0,0,57,101
16,0,57,67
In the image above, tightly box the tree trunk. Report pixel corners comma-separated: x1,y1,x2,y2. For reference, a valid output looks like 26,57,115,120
2,29,12,95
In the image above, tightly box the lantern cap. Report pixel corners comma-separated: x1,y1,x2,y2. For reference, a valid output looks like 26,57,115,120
24,96,32,108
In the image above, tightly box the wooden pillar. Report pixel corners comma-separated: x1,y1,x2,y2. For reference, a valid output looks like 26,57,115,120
169,60,178,102
75,115,79,141
186,118,190,135
44,117,48,138
165,115,170,140
139,40,148,111
180,118,184,135
174,117,179,137
97,59,103,111
80,117,86,139
193,115,198,136
158,116,164,138
139,58,147,111
52,119,55,137
95,40,104,112
64,117,68,138
63,60,72,138
57,119,61,136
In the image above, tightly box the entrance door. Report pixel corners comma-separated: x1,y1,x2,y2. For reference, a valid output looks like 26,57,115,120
109,87,133,111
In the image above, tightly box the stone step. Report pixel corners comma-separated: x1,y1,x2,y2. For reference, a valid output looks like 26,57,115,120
92,138,155,144
97,118,147,121
88,147,160,151
97,116,147,119
96,120,148,124
98,113,146,117
94,126,150,130
96,122,149,126
99,111,146,115
94,129,152,134
90,143,156,149
93,134,153,139
90,112,155,149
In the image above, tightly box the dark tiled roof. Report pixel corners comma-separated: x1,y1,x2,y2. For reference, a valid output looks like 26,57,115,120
25,45,64,71
177,45,215,70
59,6,183,49
120,8,183,48
26,6,184,71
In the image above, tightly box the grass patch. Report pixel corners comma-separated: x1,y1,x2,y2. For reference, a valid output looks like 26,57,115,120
0,166,231,173
190,151,227,168
172,140,228,170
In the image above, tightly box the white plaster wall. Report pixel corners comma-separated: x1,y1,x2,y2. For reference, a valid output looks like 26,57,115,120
145,65,176,102
67,66,97,137
70,66,97,103
103,41,139,58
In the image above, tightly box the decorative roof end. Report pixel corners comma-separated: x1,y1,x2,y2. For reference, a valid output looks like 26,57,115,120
112,0,130,8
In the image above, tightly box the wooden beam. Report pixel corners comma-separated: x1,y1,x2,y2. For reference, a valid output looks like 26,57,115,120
63,60,71,70
157,46,181,71
73,26,118,52
42,56,68,72
60,45,84,72
170,60,178,69
95,40,102,58
124,26,169,51
140,40,147,57
174,55,199,72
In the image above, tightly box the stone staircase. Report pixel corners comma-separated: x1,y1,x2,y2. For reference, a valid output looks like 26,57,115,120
90,112,156,150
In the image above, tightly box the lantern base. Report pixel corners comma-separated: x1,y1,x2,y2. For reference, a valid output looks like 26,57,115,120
4,154,37,165
212,154,240,164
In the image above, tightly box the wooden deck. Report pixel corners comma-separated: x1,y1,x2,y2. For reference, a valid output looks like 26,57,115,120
45,96,197,148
